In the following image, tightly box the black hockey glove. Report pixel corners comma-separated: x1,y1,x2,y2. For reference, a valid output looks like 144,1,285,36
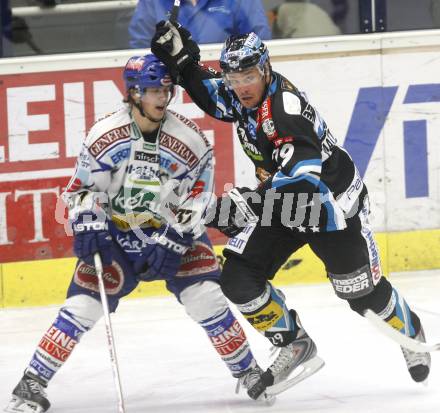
204,188,260,238
172,22,200,62
151,21,200,83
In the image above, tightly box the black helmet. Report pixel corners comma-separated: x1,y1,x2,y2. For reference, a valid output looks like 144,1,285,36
219,32,269,73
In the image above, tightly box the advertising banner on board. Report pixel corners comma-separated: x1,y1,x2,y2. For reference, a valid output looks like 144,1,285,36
1,48,439,263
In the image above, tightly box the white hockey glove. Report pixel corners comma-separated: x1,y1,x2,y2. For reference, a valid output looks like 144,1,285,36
204,188,259,238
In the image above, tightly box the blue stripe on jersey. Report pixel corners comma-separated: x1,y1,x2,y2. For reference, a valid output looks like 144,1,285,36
317,181,338,231
288,158,322,178
296,172,339,231
271,171,309,189
95,137,132,160
268,78,277,95
271,171,340,231
92,159,113,172
306,175,339,232
202,78,233,120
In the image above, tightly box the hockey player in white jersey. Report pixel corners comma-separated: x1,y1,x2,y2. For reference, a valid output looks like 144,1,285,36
5,54,272,413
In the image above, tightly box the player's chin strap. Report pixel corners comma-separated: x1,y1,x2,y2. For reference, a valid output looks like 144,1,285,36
364,310,440,353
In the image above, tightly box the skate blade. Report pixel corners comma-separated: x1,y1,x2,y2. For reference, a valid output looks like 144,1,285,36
4,397,45,413
262,393,276,406
266,355,325,396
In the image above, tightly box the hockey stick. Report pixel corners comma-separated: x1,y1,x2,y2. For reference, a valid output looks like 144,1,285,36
162,0,181,52
364,310,440,353
169,0,181,23
94,253,126,413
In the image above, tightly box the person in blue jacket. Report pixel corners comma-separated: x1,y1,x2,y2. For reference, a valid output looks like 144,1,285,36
129,0,271,48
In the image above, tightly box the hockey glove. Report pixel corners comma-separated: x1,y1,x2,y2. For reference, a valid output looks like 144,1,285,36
174,23,200,62
72,211,112,266
151,21,199,79
204,188,260,238
134,226,193,281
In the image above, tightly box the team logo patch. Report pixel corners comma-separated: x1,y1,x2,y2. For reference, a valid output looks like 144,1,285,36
134,151,159,162
361,226,382,284
262,119,276,138
273,136,294,148
209,320,246,356
159,131,199,168
283,92,302,115
38,326,77,362
125,57,145,71
89,124,131,158
177,241,219,276
244,299,284,332
74,261,124,295
329,265,375,299
257,97,278,140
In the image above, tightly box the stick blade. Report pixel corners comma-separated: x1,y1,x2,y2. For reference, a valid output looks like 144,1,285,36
364,310,440,353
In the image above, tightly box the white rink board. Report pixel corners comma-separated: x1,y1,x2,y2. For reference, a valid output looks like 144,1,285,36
381,50,440,231
235,49,440,232
1,31,440,235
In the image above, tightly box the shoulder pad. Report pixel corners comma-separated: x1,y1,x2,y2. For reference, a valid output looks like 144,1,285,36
280,78,299,93
167,110,211,148
85,109,132,158
281,91,302,115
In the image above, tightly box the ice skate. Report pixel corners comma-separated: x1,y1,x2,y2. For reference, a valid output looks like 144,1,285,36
262,333,325,396
235,362,275,405
4,372,50,413
401,325,431,383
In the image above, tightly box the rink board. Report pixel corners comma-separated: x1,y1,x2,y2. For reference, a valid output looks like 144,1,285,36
1,30,439,307
1,228,439,308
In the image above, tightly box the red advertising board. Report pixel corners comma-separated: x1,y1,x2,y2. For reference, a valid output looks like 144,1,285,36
0,66,231,263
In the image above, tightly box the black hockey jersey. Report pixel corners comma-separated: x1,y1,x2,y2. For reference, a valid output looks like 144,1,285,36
180,62,368,232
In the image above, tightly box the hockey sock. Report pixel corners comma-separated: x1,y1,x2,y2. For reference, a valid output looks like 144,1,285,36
199,308,256,377
236,282,299,347
25,307,91,384
377,288,420,337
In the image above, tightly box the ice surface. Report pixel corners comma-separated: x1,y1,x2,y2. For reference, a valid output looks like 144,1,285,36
1,270,439,413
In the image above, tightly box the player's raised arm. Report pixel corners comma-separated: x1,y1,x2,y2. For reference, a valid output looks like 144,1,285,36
151,21,235,122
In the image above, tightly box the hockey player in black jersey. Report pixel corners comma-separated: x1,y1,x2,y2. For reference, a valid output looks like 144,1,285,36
151,24,432,397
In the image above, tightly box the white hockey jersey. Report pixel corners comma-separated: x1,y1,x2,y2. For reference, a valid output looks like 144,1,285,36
63,105,215,236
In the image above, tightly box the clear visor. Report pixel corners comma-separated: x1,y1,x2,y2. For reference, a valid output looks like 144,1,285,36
140,86,174,104
223,66,264,89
